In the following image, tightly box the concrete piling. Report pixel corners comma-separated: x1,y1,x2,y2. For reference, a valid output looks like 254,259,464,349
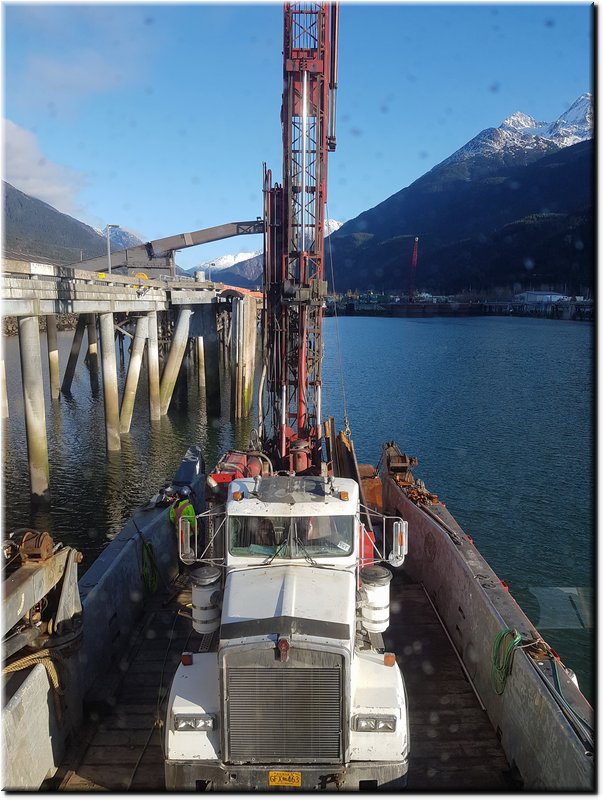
159,307,192,416
18,316,50,503
46,315,61,401
99,312,121,452
197,336,206,394
120,315,149,434
201,303,221,416
147,311,161,422
231,295,257,418
86,314,99,374
1,358,9,419
61,314,87,395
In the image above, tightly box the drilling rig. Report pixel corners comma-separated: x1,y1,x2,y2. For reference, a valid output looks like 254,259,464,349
164,4,409,790
260,2,339,473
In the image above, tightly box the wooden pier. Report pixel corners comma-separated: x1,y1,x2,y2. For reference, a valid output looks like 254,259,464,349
50,570,512,792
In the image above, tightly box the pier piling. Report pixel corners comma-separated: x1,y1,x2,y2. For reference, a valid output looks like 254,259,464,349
120,315,149,434
86,314,99,374
46,314,60,401
159,307,192,416
147,310,161,422
99,312,121,452
61,315,87,395
18,315,50,503
197,336,206,395
231,296,257,418
201,303,221,416
1,358,9,419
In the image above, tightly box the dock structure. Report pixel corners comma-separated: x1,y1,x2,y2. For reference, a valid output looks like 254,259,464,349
50,569,511,792
2,260,261,502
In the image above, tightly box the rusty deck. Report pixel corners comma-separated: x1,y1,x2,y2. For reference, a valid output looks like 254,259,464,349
52,571,512,792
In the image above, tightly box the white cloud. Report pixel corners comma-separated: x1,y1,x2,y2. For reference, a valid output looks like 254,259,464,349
3,119,86,215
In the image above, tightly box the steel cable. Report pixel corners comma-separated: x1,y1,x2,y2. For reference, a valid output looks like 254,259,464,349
325,204,351,436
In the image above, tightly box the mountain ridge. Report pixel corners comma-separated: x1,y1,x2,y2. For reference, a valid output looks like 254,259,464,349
327,93,592,294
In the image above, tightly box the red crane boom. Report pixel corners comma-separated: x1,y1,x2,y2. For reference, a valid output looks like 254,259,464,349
261,2,339,473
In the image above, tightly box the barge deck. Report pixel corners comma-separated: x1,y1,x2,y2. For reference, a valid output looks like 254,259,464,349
51,570,512,792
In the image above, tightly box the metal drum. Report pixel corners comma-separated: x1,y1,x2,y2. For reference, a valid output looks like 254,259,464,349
359,564,392,633
190,566,221,634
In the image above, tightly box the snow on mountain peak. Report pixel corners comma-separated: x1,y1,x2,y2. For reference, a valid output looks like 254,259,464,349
558,92,592,125
498,94,592,148
324,218,344,236
441,93,592,170
500,111,538,132
197,250,262,272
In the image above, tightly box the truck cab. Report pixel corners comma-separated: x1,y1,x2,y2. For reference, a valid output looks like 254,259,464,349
165,474,409,790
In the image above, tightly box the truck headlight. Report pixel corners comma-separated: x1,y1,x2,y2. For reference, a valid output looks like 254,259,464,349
354,714,396,732
174,714,217,731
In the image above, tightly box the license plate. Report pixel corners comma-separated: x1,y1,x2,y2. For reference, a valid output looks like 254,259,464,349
268,770,302,787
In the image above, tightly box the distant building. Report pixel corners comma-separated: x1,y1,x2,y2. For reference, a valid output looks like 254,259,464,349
514,291,567,303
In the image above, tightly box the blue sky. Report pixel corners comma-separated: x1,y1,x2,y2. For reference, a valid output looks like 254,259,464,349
3,2,593,270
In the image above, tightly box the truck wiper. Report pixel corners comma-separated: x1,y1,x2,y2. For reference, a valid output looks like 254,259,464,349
261,537,288,565
293,533,318,566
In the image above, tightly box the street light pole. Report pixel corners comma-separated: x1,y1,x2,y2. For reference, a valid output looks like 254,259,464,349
106,224,119,274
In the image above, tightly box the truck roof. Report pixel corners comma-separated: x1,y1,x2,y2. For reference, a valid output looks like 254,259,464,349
226,475,358,517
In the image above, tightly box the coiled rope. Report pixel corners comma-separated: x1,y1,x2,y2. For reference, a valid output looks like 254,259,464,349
3,649,66,720
131,517,164,596
491,628,522,694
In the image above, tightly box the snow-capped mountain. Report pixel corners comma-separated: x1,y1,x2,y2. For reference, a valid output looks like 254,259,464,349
187,219,344,277
324,218,344,237
196,250,262,273
441,93,592,171
97,226,144,250
499,93,592,148
327,93,593,294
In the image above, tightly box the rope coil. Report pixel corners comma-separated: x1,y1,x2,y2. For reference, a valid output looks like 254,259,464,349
3,649,66,721
491,628,522,695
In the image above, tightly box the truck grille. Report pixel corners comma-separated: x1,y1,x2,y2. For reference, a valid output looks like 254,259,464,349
226,666,342,763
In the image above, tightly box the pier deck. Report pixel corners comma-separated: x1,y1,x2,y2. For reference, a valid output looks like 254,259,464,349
54,572,511,791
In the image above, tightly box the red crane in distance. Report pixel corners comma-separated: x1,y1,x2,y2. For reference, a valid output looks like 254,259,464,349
408,236,419,301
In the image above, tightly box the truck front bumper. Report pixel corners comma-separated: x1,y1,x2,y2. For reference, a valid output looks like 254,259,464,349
165,759,408,791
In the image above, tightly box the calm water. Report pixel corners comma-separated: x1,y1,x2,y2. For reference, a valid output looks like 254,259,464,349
2,316,593,699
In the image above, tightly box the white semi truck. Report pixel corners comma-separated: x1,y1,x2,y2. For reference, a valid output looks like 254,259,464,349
165,474,409,790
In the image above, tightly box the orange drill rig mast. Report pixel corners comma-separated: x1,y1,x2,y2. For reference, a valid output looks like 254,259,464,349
262,2,339,474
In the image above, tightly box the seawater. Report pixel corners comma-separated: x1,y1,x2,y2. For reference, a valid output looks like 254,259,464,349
2,315,593,699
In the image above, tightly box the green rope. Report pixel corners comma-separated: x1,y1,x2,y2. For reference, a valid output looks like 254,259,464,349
141,539,158,595
491,628,522,695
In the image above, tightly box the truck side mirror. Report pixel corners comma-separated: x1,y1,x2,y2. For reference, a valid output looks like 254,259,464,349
388,519,408,568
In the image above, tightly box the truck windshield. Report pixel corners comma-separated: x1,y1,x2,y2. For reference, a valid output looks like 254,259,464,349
228,515,354,559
